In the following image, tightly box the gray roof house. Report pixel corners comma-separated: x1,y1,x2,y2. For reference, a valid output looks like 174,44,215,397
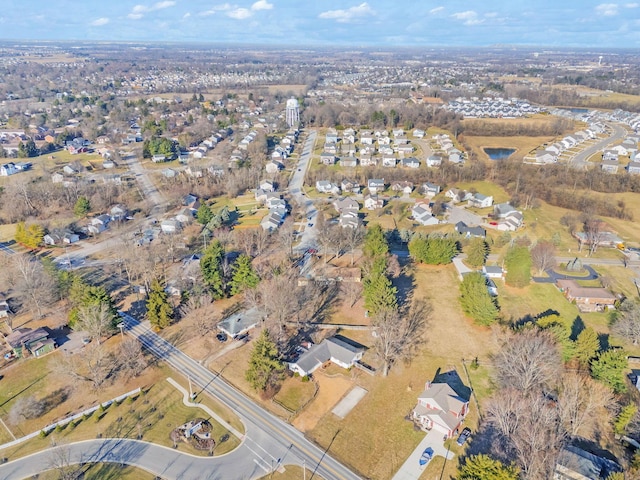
289,336,365,376
555,445,621,480
217,308,262,338
455,221,486,238
411,380,469,438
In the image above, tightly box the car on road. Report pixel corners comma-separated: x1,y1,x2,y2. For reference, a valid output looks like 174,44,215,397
457,427,471,446
419,447,433,466
234,333,250,342
307,223,313,227
216,332,227,342
297,168,301,171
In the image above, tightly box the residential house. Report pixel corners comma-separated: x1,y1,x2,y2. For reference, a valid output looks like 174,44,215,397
151,154,167,163
334,197,360,214
265,160,283,174
259,179,275,192
601,159,619,173
483,265,504,279
44,230,79,246
391,181,414,194
324,143,338,154
446,188,472,204
412,129,425,138
426,155,443,167
468,193,494,209
400,157,420,169
5,327,55,358
412,203,439,226
493,203,524,231
411,380,469,438
316,180,340,194
289,336,365,377
535,150,557,164
360,133,375,145
160,219,180,234
422,182,441,197
261,211,284,231
0,163,17,176
367,179,385,194
63,164,79,175
555,446,622,480
340,179,360,194
320,152,337,165
556,279,616,312
325,129,339,144
110,204,128,221
51,172,65,183
382,155,397,168
392,128,405,138
455,221,486,238
217,308,262,338
627,161,640,174
88,214,111,235
0,299,11,318
359,154,377,167
175,208,193,224
364,194,384,211
340,156,358,168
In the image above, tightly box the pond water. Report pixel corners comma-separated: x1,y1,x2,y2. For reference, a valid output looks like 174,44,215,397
484,147,516,160
560,107,589,114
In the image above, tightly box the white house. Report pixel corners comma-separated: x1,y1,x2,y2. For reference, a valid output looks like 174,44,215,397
468,193,494,209
367,179,385,194
289,336,364,376
412,203,438,226
364,194,384,210
426,155,443,167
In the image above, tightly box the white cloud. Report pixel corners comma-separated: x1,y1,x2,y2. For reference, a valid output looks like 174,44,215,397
451,10,484,25
128,1,176,19
485,12,498,18
429,6,444,14
318,2,376,23
183,12,191,18
227,7,252,19
595,3,619,16
625,2,639,7
90,17,110,26
251,0,273,11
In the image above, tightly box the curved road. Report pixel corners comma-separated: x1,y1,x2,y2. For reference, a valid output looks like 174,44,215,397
0,313,361,480
568,122,627,169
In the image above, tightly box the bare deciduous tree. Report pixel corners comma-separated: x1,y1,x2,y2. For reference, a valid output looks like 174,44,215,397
373,299,431,376
531,240,556,275
493,329,561,394
47,441,78,480
612,301,640,345
258,267,299,339
583,217,604,256
53,344,116,391
557,373,613,439
12,254,55,319
117,338,148,378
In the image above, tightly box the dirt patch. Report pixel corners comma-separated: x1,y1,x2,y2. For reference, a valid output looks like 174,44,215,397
292,370,354,432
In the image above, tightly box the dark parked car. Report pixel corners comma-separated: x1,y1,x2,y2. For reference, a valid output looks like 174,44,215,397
457,427,471,446
216,332,227,342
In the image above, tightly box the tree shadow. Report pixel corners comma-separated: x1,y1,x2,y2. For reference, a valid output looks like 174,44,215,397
598,333,610,351
570,316,585,341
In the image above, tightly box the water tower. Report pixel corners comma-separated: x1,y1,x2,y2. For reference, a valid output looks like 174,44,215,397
285,97,299,127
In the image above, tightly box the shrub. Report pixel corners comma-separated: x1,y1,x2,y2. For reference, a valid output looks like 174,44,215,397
301,375,310,382
39,430,47,438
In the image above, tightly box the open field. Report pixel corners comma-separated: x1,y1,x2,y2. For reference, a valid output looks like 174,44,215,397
306,264,495,480
259,465,322,480
0,375,241,461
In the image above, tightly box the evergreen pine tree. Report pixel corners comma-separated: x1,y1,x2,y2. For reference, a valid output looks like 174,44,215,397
245,329,284,391
230,254,260,295
146,278,173,330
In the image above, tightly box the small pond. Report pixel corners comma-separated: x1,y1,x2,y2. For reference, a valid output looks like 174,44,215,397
483,147,516,160
560,107,589,114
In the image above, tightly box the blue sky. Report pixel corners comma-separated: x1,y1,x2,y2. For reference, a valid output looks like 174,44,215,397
0,1,639,47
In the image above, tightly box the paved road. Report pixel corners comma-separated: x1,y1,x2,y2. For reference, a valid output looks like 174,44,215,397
122,152,168,216
0,242,16,255
121,312,362,480
532,265,598,283
568,122,627,169
289,131,319,253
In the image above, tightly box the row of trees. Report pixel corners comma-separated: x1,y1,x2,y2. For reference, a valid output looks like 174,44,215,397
408,235,458,265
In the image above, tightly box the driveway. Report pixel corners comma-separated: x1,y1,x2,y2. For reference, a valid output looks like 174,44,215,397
391,429,455,480
532,264,599,283
446,206,483,227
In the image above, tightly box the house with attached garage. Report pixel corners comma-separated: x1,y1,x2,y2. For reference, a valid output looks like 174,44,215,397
367,178,385,194
316,180,340,194
320,152,337,165
627,161,640,174
455,221,486,238
422,182,441,197
601,159,619,173
364,194,384,210
411,379,469,438
400,157,420,168
340,156,358,168
289,336,365,377
426,155,443,167
468,193,493,209
412,203,439,226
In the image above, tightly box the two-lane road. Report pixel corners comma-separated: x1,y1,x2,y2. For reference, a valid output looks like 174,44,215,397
121,313,361,480
290,131,319,253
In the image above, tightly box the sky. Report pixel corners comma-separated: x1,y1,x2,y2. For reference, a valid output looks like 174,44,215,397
0,1,639,48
